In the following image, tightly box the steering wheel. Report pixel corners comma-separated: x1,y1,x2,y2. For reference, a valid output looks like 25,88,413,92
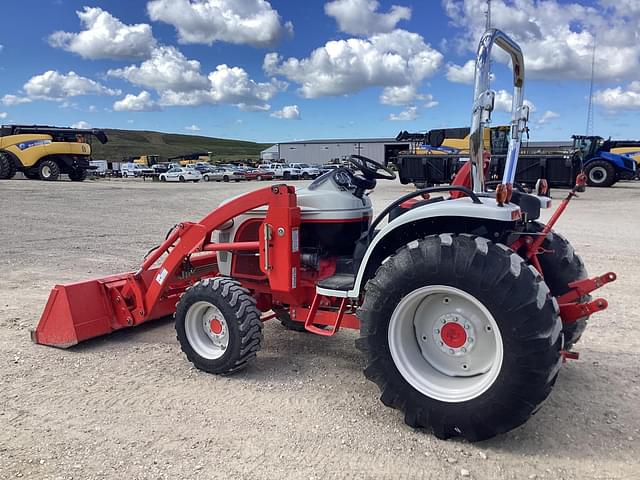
348,155,396,181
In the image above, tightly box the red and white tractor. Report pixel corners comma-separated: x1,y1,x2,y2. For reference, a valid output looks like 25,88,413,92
32,29,615,441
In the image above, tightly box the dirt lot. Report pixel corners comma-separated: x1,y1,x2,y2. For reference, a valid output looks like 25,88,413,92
1,177,639,480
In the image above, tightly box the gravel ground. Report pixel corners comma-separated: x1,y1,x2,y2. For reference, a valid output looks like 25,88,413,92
1,176,639,480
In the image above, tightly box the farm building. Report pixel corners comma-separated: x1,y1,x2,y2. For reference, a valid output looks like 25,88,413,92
260,138,410,165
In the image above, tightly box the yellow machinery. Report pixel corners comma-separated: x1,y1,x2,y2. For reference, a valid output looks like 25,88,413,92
133,155,160,166
0,125,108,181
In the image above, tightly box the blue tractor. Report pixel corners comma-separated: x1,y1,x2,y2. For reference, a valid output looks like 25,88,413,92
574,135,639,187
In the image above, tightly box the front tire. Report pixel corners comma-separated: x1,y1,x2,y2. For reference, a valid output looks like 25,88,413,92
357,234,561,441
179,176,185,183
585,160,615,187
0,153,16,179
223,175,229,182
175,277,263,374
38,160,60,181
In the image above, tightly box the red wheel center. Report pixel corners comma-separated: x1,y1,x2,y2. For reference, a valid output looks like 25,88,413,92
440,322,467,348
210,319,223,335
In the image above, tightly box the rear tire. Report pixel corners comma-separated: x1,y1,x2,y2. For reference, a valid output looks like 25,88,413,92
530,222,589,350
179,176,185,183
68,168,87,182
175,277,263,374
38,160,60,181
357,234,561,441
585,160,615,187
204,175,210,182
223,175,229,182
302,172,310,180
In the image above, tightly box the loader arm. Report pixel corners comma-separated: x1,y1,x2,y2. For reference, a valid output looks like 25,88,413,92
33,185,301,348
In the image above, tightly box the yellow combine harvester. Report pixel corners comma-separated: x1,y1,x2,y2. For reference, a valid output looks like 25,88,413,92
0,125,108,181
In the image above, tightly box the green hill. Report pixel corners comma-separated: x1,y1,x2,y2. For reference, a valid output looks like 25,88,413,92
91,129,271,162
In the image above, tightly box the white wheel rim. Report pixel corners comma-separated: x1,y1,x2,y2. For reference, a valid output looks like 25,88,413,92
388,285,503,403
589,166,606,183
184,301,229,360
42,165,51,178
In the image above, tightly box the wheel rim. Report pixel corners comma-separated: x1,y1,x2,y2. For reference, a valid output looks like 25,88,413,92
41,165,51,178
588,166,606,184
184,301,229,360
388,285,503,403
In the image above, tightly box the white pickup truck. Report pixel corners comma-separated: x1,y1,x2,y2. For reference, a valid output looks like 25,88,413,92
258,163,302,179
288,163,321,179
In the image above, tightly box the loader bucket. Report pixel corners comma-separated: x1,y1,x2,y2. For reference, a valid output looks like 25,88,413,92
31,272,133,348
31,267,183,348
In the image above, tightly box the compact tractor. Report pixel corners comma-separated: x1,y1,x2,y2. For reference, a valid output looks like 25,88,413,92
32,30,615,441
0,124,108,181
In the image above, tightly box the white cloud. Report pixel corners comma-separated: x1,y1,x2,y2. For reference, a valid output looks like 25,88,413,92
593,81,640,111
442,0,640,81
1,94,31,106
147,0,293,47
423,94,438,109
49,7,156,60
493,89,536,113
158,64,283,111
380,85,421,106
536,110,560,125
88,105,98,113
24,71,120,100
389,106,417,121
108,46,209,92
185,124,201,131
71,121,91,129
0,112,7,119
113,91,159,112
445,60,475,84
270,104,300,119
264,29,443,99
325,0,411,36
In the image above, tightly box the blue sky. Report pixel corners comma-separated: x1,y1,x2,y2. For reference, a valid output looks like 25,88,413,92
1,0,638,143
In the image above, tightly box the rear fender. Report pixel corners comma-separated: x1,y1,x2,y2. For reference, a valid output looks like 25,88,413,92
348,197,520,297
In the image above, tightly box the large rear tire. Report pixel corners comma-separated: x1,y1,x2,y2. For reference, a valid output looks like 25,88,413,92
175,277,263,374
585,160,615,187
357,234,561,441
530,222,589,350
38,159,60,181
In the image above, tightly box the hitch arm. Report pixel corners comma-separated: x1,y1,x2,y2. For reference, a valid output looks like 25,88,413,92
557,272,617,324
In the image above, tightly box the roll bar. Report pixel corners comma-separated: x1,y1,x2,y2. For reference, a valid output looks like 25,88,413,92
469,29,529,193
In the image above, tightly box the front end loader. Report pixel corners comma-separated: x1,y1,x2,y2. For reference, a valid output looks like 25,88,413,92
0,124,108,181
32,29,615,441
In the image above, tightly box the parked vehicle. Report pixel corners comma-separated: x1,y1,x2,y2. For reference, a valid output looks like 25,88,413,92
243,168,275,181
203,166,245,182
32,28,616,442
120,163,154,178
159,167,202,182
574,135,639,187
152,163,171,174
258,163,302,179
289,163,321,179
0,124,108,181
